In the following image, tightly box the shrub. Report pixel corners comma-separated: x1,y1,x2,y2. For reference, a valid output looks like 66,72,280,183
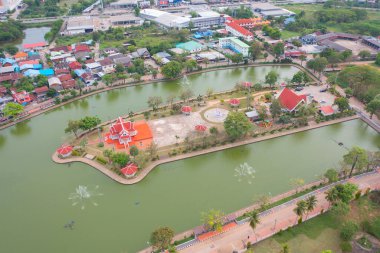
97,142,104,148
355,190,361,199
71,150,81,156
340,241,352,252
340,221,359,241
96,156,107,165
357,236,372,249
367,217,380,239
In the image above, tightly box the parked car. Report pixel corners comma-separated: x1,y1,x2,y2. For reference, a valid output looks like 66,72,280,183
319,88,328,92
295,86,303,91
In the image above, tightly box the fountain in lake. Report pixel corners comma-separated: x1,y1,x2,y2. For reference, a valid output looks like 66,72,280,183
68,185,103,210
234,162,256,184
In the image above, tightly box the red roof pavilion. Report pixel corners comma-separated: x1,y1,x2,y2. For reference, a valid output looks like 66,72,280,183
56,145,73,156
277,87,307,112
243,81,252,88
320,105,334,116
120,163,138,177
23,42,47,50
181,105,192,113
229,98,240,106
195,124,207,132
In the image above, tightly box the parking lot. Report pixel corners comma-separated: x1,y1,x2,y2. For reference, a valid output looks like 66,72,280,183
294,85,337,106
334,39,378,55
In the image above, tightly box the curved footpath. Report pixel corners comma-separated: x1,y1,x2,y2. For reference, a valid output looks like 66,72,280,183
0,63,311,131
52,115,359,185
138,169,380,253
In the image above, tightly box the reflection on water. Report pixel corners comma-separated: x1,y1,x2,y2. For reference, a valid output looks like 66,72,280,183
0,134,6,149
10,120,32,136
107,90,120,102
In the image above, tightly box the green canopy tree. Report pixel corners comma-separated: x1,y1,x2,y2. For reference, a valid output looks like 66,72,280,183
111,152,130,168
343,146,368,177
265,70,279,88
65,120,81,138
161,61,183,79
270,99,282,120
249,42,262,61
365,99,380,119
79,116,101,131
147,96,163,111
334,97,350,112
3,102,24,117
201,209,225,232
150,227,174,251
224,111,253,139
324,168,339,183
129,145,139,157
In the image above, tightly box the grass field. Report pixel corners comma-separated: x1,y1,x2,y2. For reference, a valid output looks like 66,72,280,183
249,192,380,253
285,3,380,34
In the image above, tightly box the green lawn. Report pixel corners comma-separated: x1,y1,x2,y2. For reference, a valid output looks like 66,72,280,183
249,192,380,253
281,30,300,40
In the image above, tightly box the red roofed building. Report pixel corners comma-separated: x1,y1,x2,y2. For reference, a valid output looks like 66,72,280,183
229,98,240,107
120,163,138,178
109,117,137,146
50,45,72,53
23,42,47,50
0,73,23,84
285,50,305,58
56,145,73,158
34,86,49,100
226,21,253,41
277,87,307,112
320,105,335,116
18,59,40,66
68,61,82,70
12,90,32,104
181,105,192,115
74,44,91,53
59,74,73,82
62,79,76,90
195,124,207,132
55,68,70,75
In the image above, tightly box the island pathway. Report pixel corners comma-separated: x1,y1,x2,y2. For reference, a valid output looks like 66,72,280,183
176,169,380,253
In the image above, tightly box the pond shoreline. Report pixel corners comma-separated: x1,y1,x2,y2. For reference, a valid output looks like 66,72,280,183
0,63,311,131
52,115,360,185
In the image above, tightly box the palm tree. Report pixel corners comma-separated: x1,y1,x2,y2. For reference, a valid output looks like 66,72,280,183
325,187,339,207
299,55,306,66
305,195,317,218
293,200,307,224
281,244,290,253
248,211,260,242
248,211,260,230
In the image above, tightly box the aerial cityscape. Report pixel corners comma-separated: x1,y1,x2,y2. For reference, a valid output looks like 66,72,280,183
0,0,379,252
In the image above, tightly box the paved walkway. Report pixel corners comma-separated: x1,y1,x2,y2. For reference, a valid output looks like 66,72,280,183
178,169,380,253
52,115,359,185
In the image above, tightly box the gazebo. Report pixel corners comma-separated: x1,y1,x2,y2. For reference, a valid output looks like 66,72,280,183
243,81,252,88
229,98,240,107
181,105,192,115
195,124,207,132
120,163,138,178
56,145,73,158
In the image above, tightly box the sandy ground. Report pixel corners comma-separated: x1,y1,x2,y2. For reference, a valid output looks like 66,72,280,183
334,39,378,55
148,110,215,147
296,85,337,106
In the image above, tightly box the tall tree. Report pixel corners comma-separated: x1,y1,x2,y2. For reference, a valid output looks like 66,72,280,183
273,42,285,58
3,102,24,117
224,111,253,139
365,99,380,119
111,152,130,168
343,146,368,177
299,55,307,66
161,61,183,79
201,209,225,232
334,97,350,112
265,70,279,88
150,227,174,251
324,168,339,183
79,116,101,131
147,96,163,111
305,195,317,218
270,99,282,120
250,42,262,61
293,200,307,223
65,120,81,138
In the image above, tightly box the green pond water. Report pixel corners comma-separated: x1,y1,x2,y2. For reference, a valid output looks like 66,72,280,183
0,66,379,253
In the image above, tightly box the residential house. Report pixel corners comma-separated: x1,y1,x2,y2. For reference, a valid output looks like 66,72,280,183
48,77,63,91
74,44,91,53
68,61,82,70
98,58,115,74
0,73,23,84
102,47,119,55
34,86,49,100
50,45,72,53
1,58,16,67
74,51,91,61
62,79,76,90
14,52,28,61
12,90,32,104
85,62,102,74
0,66,17,75
113,56,132,67
176,41,205,53
276,87,307,112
